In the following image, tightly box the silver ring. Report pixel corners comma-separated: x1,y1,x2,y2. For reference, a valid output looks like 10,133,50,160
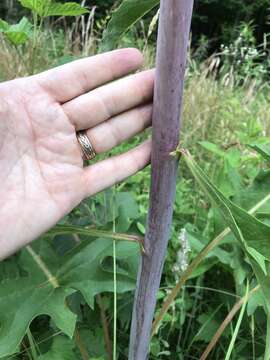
76,131,96,161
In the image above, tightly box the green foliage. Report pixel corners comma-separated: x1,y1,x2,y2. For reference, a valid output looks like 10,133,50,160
183,150,270,358
0,236,138,358
225,283,249,360
217,23,270,86
101,0,159,51
250,143,270,162
193,0,270,51
0,17,32,45
0,0,87,48
37,336,74,360
19,0,88,17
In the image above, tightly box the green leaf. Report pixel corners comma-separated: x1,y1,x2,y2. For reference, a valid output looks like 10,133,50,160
0,238,138,358
45,2,88,17
38,336,74,360
5,17,32,45
115,192,140,232
100,0,160,52
183,150,270,358
19,0,45,15
186,228,232,278
79,328,106,358
183,150,270,264
57,239,138,308
249,143,270,163
194,307,224,343
0,278,76,358
247,287,265,316
19,0,88,17
246,247,268,276
0,19,9,32
0,17,32,45
199,141,226,157
236,170,270,213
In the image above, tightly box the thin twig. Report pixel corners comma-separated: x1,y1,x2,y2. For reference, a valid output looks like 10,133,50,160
200,285,260,360
112,194,117,360
97,294,113,360
45,225,145,253
151,228,228,335
74,328,89,360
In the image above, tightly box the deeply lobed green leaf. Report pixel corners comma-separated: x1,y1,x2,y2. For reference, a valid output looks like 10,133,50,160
0,238,138,358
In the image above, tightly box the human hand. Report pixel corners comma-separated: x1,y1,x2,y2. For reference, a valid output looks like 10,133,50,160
0,48,153,260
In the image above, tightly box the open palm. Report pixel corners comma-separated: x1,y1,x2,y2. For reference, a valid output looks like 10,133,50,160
0,49,154,260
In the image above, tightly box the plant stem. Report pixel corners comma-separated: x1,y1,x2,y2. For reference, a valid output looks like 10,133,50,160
97,294,113,360
74,328,89,360
45,225,145,252
21,339,34,360
26,245,59,287
151,191,270,335
26,328,39,360
30,10,39,74
112,188,117,360
128,2,194,359
224,282,249,360
200,285,260,360
113,239,117,360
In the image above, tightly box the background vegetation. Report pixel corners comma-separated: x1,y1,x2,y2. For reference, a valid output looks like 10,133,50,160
0,1,270,359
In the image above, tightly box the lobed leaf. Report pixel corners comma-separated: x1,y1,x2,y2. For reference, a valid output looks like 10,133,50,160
0,279,76,358
0,238,138,358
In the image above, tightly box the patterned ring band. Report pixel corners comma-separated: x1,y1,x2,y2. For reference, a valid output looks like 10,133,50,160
76,130,96,161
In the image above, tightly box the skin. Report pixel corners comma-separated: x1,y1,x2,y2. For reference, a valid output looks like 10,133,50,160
0,48,154,260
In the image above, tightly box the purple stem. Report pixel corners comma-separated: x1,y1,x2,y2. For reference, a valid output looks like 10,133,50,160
128,1,194,359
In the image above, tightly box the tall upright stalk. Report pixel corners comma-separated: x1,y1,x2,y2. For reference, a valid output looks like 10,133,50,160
128,1,194,359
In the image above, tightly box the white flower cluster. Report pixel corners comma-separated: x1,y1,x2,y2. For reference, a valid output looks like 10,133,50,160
218,26,270,87
172,228,191,278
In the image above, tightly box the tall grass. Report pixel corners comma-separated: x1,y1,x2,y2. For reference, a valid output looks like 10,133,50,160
182,70,270,149
0,13,97,80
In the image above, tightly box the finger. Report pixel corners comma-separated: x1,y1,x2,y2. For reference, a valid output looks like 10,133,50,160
87,104,152,153
82,141,151,197
63,69,154,130
35,48,144,103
